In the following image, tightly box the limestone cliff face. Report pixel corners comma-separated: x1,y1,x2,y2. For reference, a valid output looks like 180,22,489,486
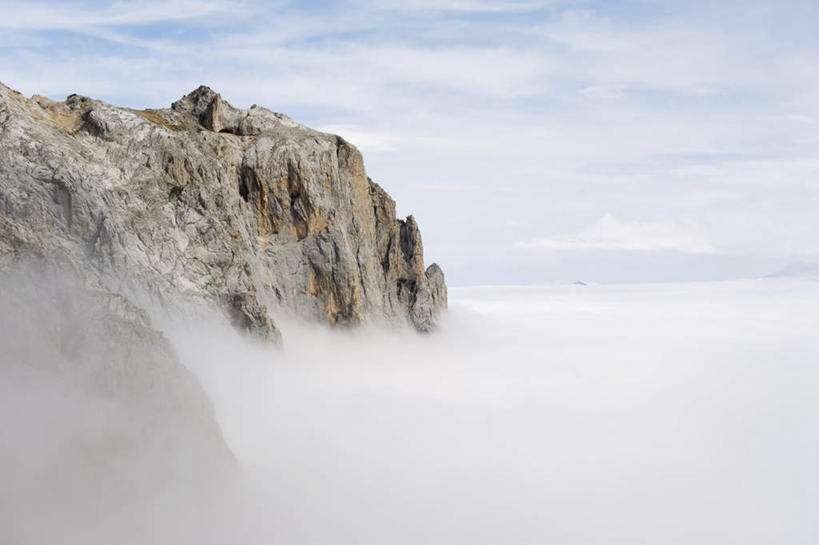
0,82,446,341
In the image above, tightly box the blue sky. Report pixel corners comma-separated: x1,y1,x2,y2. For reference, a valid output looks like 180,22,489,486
2,0,818,284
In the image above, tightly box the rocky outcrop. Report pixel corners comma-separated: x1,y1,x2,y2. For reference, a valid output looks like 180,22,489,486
0,82,446,342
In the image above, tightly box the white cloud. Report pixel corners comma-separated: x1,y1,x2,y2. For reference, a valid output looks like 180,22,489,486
517,214,721,254
316,124,403,153
0,0,245,30
534,9,787,97
2,1,818,281
369,0,555,13
359,46,551,99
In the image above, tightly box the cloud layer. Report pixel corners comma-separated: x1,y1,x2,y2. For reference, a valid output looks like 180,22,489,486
174,279,819,543
517,214,720,254
4,265,819,543
1,0,817,282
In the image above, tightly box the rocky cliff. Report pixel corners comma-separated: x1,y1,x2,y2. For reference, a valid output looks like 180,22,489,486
0,82,446,342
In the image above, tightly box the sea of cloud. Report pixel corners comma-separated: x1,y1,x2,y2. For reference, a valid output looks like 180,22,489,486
3,277,819,543
169,278,819,544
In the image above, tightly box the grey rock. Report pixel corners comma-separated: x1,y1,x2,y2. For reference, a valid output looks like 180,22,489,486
0,82,447,342
0,266,235,541
0,264,233,469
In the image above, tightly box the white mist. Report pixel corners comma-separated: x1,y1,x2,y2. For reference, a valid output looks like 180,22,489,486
165,278,819,545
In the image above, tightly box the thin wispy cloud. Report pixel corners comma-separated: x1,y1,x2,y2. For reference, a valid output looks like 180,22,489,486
0,0,245,30
370,0,555,13
1,0,817,282
517,214,721,254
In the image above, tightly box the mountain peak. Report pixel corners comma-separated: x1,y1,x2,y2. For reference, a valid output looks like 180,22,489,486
0,83,447,342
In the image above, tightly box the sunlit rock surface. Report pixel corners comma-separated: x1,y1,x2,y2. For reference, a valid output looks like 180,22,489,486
0,82,446,342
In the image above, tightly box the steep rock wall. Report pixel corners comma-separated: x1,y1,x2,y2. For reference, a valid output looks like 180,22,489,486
0,83,447,341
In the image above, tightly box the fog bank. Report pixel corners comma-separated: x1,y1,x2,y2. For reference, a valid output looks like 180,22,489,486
174,279,819,544
3,277,819,543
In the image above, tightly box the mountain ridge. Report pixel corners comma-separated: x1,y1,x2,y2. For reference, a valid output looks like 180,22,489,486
0,81,447,342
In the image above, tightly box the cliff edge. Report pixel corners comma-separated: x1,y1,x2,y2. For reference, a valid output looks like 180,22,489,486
0,82,447,341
